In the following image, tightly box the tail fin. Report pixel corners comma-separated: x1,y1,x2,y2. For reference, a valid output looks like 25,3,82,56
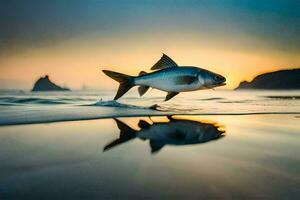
102,70,135,100
103,119,137,151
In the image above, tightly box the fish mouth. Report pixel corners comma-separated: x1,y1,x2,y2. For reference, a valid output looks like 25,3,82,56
213,82,226,87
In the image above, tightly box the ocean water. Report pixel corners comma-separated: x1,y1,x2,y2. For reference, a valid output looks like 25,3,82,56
0,90,299,199
0,89,299,125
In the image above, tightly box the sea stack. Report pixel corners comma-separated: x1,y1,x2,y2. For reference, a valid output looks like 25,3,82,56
32,75,70,91
235,68,300,90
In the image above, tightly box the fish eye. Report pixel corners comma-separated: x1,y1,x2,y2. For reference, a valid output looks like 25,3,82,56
214,75,225,82
214,75,221,81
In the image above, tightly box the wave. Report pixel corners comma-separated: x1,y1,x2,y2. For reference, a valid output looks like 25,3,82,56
89,100,203,113
0,101,164,126
0,97,67,105
219,100,251,103
199,97,225,101
152,104,200,112
89,100,152,109
263,96,300,100
0,100,299,126
0,91,299,126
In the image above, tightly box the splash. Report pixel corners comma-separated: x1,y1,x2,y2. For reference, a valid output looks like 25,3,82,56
90,100,151,110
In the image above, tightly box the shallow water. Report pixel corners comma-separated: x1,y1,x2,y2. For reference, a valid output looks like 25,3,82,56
0,115,299,199
0,90,299,125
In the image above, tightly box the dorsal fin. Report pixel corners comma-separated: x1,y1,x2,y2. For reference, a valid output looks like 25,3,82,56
151,54,178,70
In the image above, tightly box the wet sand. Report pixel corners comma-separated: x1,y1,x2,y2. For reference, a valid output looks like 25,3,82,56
0,115,299,199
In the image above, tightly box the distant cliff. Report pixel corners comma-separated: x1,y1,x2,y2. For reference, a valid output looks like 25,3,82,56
32,75,70,91
235,68,300,90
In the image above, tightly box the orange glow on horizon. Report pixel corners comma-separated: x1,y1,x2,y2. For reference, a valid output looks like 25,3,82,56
0,33,299,90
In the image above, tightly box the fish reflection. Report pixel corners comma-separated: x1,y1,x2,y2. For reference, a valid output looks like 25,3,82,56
104,116,225,154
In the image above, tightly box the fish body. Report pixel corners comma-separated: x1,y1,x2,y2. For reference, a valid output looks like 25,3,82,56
102,54,226,101
134,66,223,92
137,120,222,145
104,117,225,154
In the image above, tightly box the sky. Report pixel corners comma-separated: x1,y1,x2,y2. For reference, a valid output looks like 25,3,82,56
0,0,299,90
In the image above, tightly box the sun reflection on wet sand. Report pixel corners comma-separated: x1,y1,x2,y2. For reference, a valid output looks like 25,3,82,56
0,115,299,199
103,116,225,154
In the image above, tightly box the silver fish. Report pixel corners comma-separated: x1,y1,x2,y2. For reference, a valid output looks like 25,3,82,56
103,116,225,154
103,54,226,101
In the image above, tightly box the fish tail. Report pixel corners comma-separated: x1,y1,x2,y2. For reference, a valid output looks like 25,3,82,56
103,118,137,151
102,70,135,100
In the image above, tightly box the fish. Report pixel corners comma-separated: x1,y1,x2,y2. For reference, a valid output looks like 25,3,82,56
102,54,226,101
103,116,225,154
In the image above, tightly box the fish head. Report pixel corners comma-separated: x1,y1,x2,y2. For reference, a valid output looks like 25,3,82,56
198,69,226,88
196,123,225,143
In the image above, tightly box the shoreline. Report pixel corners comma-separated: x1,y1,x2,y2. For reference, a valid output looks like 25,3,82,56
1,112,299,127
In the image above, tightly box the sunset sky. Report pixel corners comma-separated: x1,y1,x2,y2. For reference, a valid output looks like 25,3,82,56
0,0,299,90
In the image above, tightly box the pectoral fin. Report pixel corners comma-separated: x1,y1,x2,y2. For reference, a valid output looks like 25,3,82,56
165,92,179,101
151,54,178,70
175,76,197,85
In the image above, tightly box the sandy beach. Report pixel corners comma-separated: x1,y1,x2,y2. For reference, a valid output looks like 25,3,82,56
0,114,299,199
